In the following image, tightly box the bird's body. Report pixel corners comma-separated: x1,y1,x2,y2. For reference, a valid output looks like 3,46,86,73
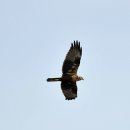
47,41,83,100
47,75,83,82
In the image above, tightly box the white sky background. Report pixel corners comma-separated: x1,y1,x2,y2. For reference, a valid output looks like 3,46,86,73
0,0,130,129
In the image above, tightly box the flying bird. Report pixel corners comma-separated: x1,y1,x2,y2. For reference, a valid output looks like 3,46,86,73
47,41,83,100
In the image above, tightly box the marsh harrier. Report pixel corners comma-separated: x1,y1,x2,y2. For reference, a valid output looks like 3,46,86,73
47,41,83,100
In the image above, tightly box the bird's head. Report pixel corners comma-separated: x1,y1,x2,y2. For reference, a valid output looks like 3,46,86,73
77,76,84,81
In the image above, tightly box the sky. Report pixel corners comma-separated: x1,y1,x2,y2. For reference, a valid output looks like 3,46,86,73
0,0,130,130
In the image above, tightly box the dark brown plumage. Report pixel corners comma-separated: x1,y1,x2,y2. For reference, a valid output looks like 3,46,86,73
47,40,83,100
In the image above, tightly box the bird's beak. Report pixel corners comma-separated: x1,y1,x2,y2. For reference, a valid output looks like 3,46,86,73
81,77,84,80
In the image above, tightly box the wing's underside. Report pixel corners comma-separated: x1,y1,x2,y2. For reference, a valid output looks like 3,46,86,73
61,81,77,100
62,41,82,75
61,41,82,100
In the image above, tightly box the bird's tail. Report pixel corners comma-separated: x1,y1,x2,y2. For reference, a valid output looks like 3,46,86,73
47,77,61,82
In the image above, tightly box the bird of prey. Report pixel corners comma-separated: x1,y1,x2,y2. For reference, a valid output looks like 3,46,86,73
47,40,83,100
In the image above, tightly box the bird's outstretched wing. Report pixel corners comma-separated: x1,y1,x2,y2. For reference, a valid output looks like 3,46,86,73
61,81,77,100
61,41,82,100
62,40,82,75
